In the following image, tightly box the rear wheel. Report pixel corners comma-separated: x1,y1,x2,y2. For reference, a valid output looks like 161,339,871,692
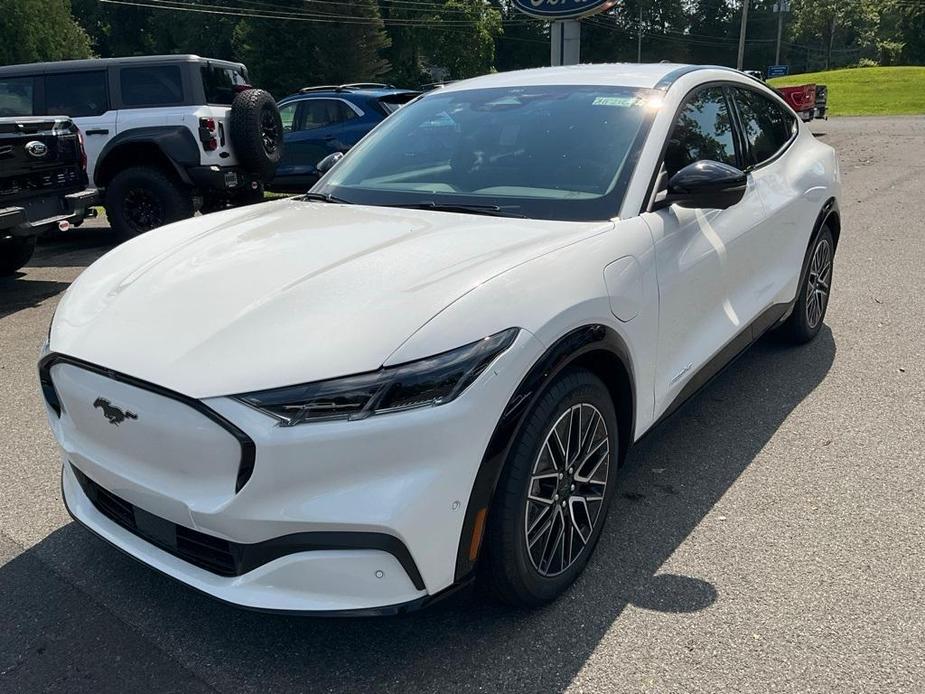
482,368,618,606
0,236,36,276
780,226,835,344
105,166,193,239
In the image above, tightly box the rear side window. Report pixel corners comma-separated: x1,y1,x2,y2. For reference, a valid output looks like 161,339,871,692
46,71,108,117
0,77,34,116
121,65,183,107
278,102,299,133
201,64,247,105
301,99,358,130
733,88,796,165
664,87,737,178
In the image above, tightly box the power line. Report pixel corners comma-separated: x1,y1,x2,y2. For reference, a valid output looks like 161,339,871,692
100,0,532,27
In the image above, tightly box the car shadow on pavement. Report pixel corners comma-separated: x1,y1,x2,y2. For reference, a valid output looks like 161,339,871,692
2,328,835,693
0,276,72,321
34,226,117,268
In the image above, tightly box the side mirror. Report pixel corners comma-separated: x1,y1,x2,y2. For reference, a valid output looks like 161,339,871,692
316,151,344,175
660,160,747,210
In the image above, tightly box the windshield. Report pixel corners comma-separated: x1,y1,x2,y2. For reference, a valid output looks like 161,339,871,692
315,85,657,221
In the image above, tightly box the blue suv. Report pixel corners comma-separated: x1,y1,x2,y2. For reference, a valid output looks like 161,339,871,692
270,83,419,192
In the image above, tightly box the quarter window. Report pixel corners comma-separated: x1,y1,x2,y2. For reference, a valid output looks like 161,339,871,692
279,103,298,133
120,65,184,107
664,87,737,178
300,99,358,130
45,71,108,117
201,64,248,105
733,88,796,165
0,77,34,116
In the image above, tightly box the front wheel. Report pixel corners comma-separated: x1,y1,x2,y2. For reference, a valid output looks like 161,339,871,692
780,226,835,344
0,236,36,276
482,368,618,606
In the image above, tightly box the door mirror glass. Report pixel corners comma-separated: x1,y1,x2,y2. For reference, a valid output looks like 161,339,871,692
661,160,746,210
316,151,344,174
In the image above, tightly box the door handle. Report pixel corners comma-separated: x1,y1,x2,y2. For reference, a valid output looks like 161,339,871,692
85,129,109,135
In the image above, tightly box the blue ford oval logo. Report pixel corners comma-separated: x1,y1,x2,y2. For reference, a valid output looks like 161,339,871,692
25,140,48,158
512,0,618,20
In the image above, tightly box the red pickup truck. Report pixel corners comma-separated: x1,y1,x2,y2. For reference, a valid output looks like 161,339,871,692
775,84,829,121
777,84,817,121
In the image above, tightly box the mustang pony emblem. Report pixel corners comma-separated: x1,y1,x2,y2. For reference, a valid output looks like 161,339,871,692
93,397,138,426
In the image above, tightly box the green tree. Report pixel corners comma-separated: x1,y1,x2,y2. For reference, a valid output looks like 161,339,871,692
0,0,92,65
790,0,879,68
423,0,502,79
235,0,390,98
490,0,546,73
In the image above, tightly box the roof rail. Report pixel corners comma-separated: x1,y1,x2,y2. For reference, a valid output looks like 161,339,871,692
298,82,395,93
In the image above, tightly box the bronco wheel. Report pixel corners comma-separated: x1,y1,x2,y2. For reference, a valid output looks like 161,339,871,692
105,166,193,239
780,226,835,344
230,89,283,180
483,368,618,606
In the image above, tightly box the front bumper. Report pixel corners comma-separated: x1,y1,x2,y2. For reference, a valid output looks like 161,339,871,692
1,188,97,236
45,331,541,613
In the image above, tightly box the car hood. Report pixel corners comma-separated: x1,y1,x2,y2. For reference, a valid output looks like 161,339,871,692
51,198,612,398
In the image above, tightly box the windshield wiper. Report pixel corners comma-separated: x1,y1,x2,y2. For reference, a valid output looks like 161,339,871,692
302,191,352,204
382,201,526,218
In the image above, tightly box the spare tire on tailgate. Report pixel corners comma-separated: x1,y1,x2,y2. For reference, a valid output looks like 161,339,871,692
230,88,283,180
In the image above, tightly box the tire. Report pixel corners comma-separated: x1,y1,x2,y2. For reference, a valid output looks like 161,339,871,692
230,89,283,180
105,166,193,240
0,236,36,276
780,226,835,344
482,368,619,606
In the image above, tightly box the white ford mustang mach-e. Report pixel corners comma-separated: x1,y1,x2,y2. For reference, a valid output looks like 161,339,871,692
41,64,841,615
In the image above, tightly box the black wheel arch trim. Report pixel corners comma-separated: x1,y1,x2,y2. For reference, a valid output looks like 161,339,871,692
94,126,200,187
453,324,635,582
796,197,840,300
39,352,256,493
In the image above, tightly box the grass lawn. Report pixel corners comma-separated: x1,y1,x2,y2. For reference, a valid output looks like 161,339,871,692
769,66,925,116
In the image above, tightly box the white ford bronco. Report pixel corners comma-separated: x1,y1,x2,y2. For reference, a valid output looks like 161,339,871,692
0,55,283,238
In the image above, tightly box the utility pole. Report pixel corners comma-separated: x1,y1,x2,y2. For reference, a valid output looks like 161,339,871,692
637,2,643,63
774,1,789,65
736,0,749,70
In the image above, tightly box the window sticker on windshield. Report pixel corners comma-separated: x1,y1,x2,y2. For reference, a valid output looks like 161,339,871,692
592,96,637,107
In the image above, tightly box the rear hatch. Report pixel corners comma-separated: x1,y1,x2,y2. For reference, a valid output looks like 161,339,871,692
377,91,420,115
0,117,86,203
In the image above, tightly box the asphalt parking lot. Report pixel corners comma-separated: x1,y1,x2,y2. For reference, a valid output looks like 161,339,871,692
1,116,923,693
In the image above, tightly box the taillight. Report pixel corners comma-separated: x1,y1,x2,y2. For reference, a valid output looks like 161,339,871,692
198,117,218,151
77,128,88,171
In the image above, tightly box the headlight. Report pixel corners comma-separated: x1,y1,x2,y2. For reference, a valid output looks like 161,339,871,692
237,328,518,426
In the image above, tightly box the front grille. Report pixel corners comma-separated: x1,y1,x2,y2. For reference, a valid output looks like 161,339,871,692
72,465,238,576
0,166,81,199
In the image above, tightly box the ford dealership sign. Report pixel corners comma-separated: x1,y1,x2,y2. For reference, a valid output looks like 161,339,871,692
512,0,618,20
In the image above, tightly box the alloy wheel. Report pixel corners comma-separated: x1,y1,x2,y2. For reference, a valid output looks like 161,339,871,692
805,237,832,329
261,110,281,154
124,187,165,233
524,403,610,577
